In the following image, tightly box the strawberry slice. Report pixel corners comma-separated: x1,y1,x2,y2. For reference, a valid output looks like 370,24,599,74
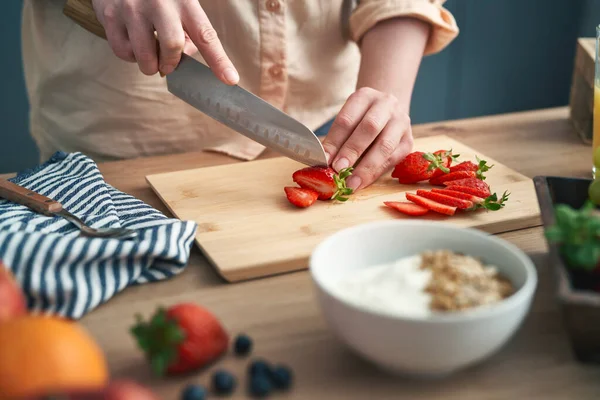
444,177,491,197
384,201,429,216
430,188,485,204
445,185,490,199
284,187,319,208
391,149,458,184
429,170,477,186
292,166,353,201
405,193,456,216
416,189,473,210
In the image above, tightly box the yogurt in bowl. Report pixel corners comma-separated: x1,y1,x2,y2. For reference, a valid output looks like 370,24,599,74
309,220,537,377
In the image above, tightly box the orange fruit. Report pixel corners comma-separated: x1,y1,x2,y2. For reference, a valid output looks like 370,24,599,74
0,315,109,398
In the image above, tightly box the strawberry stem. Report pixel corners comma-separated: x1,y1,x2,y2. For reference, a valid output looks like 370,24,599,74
474,190,510,211
332,167,354,201
130,307,185,376
475,156,494,180
422,149,458,174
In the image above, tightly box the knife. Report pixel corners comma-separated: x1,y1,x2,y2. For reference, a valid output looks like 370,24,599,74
62,0,328,167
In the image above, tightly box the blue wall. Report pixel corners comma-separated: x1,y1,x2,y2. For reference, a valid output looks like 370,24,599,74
2,0,598,173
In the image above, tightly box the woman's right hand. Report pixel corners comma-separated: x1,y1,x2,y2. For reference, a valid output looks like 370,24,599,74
91,0,239,84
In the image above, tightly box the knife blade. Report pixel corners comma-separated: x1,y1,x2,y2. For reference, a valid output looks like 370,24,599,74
166,54,328,167
62,0,328,167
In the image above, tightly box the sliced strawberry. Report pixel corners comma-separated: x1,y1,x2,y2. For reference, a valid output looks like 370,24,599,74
444,177,491,197
416,189,473,210
430,188,485,204
430,157,493,180
405,193,456,216
292,166,353,201
429,170,477,186
384,201,429,216
445,185,490,199
284,187,319,208
391,149,457,184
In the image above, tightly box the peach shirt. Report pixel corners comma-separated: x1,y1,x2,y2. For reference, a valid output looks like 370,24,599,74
21,0,458,163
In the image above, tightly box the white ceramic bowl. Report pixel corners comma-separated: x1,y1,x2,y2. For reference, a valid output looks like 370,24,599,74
309,220,537,377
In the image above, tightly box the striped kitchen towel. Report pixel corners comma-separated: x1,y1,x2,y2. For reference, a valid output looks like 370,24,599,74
0,151,198,319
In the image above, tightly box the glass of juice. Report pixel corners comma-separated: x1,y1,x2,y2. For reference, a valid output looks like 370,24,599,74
593,24,600,178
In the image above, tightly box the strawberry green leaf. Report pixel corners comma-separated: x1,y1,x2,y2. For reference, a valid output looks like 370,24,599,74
130,307,186,376
331,167,354,202
473,190,510,211
474,156,494,180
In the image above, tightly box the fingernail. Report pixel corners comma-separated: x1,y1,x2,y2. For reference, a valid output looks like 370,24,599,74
347,176,362,190
325,152,331,163
333,157,349,172
160,64,174,75
223,68,239,84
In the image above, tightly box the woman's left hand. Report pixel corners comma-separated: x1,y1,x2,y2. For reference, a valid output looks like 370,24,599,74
321,87,414,191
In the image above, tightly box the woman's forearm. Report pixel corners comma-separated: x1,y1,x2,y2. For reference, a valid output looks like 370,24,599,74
356,17,431,113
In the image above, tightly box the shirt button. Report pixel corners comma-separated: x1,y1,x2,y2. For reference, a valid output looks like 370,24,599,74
266,0,280,12
269,64,283,77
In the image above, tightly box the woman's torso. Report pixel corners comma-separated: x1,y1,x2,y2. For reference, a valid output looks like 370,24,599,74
21,0,361,162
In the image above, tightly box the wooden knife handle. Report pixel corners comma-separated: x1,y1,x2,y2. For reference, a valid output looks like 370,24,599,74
63,0,107,39
0,180,63,217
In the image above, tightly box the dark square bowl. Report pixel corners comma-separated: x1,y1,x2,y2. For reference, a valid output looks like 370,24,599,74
534,175,600,363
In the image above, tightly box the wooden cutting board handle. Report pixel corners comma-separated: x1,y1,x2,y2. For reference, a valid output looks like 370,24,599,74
0,180,63,217
63,0,107,39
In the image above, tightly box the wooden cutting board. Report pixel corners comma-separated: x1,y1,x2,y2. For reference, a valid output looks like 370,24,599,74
146,135,541,282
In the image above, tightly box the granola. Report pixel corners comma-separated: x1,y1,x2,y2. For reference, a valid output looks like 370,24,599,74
420,250,514,312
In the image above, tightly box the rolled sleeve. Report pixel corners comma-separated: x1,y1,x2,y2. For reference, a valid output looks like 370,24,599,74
349,0,459,55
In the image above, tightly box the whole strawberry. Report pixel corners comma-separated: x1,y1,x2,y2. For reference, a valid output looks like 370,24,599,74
130,303,229,376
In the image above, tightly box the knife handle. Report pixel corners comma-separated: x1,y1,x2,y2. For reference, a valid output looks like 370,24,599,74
0,180,63,217
64,0,167,77
63,0,106,39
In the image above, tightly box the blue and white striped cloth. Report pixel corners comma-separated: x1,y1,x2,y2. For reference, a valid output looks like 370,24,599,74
0,152,198,319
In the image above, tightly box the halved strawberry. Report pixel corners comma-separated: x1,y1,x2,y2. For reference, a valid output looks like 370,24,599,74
429,170,477,186
416,189,473,210
444,178,491,197
391,150,458,184
430,157,493,180
284,187,319,208
405,193,456,216
430,188,485,204
292,166,353,201
384,201,429,216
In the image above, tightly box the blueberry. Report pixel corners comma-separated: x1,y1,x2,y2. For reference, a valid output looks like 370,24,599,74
271,365,293,390
181,384,206,400
248,374,273,398
212,370,237,395
248,359,272,378
234,334,253,356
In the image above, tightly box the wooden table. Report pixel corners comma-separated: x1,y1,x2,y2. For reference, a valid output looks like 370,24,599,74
80,106,600,399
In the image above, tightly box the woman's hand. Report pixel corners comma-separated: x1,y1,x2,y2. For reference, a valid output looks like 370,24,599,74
322,87,414,191
92,0,239,83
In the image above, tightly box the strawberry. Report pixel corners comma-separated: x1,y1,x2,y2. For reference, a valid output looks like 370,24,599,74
444,185,489,199
405,193,456,216
0,262,27,322
292,166,354,201
391,150,458,184
383,201,429,216
429,170,477,186
429,157,493,181
444,177,491,197
416,189,473,210
430,188,485,204
284,187,318,208
130,303,229,376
